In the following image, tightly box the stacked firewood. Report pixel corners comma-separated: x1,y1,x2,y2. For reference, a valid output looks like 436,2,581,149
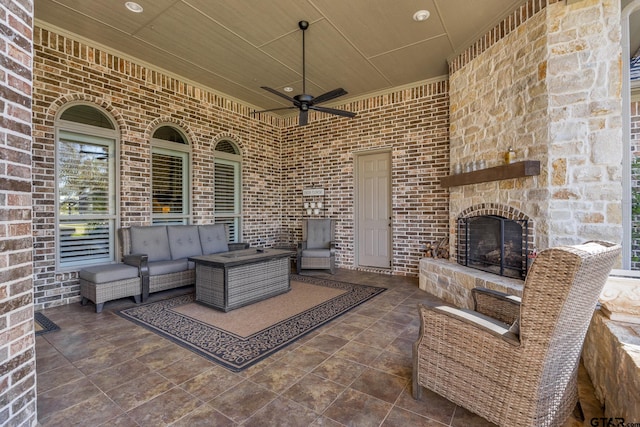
423,237,449,259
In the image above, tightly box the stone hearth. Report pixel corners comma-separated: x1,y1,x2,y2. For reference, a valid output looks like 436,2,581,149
419,257,524,309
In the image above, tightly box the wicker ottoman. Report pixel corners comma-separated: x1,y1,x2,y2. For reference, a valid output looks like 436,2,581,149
80,264,141,313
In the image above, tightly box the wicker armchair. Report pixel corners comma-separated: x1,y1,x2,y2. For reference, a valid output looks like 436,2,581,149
412,241,621,427
297,218,336,274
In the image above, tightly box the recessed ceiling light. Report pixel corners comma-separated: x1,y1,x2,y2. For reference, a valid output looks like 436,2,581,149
125,2,144,13
413,10,430,22
283,87,294,92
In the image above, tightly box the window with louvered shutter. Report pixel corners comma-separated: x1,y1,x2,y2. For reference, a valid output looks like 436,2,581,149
57,128,116,268
214,159,240,241
214,140,242,242
151,126,191,225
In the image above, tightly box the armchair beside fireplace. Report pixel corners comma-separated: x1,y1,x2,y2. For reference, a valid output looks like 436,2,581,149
412,240,621,427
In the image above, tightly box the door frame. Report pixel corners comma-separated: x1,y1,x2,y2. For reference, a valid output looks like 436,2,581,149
354,148,393,269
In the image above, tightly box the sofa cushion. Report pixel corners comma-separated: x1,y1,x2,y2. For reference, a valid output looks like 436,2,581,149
79,263,139,284
130,226,171,262
199,224,229,254
148,259,189,276
168,225,203,260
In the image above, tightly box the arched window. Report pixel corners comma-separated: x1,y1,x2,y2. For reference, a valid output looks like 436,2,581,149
214,139,242,242
56,104,118,268
151,125,191,224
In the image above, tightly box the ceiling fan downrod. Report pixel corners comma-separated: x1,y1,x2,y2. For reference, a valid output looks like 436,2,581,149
299,20,308,95
253,19,356,126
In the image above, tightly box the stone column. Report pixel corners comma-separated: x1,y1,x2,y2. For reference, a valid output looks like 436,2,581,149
546,0,623,246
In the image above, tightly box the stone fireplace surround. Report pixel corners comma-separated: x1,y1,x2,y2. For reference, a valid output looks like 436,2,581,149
420,203,533,308
457,206,533,280
458,215,527,278
453,203,535,265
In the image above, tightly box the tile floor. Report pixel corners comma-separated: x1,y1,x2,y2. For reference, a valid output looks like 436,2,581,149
36,269,589,426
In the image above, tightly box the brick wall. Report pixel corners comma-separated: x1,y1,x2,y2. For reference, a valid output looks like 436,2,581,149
32,26,450,308
1,1,37,425
281,83,450,276
32,27,282,309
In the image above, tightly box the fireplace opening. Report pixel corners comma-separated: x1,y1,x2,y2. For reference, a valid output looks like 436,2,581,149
457,215,528,279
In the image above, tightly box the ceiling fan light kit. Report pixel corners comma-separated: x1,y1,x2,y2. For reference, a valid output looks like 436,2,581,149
253,20,356,126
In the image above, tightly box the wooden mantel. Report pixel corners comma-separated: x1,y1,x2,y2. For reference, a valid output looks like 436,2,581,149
440,160,540,188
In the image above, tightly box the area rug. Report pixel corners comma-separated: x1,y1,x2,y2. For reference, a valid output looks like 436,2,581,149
117,275,385,371
34,312,60,336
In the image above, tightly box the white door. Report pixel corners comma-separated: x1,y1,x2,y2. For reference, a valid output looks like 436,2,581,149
356,151,391,268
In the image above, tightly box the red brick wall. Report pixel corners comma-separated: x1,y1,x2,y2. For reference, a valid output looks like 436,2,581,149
282,84,450,275
31,27,282,308
1,1,37,425
31,25,450,308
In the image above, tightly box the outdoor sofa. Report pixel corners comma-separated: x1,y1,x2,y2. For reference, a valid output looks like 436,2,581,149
79,224,246,312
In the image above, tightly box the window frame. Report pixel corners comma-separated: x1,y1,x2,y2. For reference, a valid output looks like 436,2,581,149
622,1,640,271
612,0,640,279
213,140,242,242
54,104,120,270
150,126,192,225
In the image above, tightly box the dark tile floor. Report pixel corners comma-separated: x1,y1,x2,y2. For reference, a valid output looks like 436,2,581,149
35,269,588,426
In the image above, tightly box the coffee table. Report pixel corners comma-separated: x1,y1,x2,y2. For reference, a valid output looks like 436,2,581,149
188,248,294,312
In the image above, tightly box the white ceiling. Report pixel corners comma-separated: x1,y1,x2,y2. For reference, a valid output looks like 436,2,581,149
36,0,527,115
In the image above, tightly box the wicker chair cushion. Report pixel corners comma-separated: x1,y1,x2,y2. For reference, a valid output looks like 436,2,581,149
306,219,332,249
302,248,331,258
199,224,229,254
168,225,203,260
130,226,171,262
79,263,139,284
148,259,189,275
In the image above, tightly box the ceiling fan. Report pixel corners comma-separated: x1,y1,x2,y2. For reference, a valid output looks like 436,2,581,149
253,20,356,126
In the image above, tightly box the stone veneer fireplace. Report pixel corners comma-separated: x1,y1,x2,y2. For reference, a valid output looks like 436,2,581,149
434,1,629,419
419,204,534,309
457,215,529,279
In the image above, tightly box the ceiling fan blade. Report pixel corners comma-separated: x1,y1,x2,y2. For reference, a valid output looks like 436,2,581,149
310,105,356,118
311,88,348,105
257,22,355,125
260,86,297,104
299,109,308,126
251,106,296,115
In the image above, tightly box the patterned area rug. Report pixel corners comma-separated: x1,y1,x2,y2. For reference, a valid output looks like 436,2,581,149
35,312,60,336
117,275,385,371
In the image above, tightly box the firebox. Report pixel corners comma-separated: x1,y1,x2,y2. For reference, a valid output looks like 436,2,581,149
457,215,528,279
